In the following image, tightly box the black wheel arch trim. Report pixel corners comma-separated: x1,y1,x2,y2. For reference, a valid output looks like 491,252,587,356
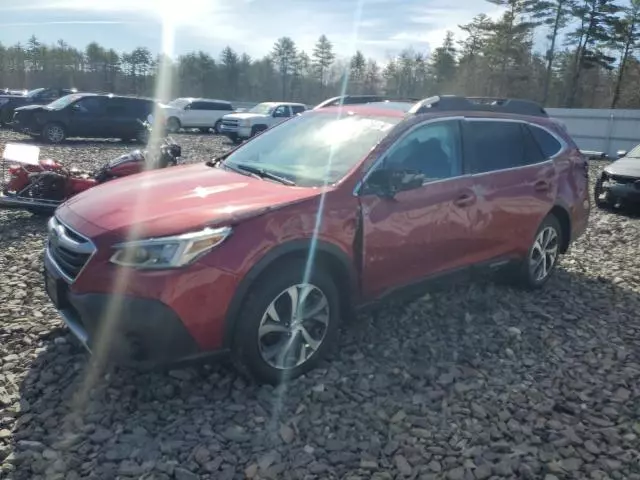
221,238,357,348
547,202,572,252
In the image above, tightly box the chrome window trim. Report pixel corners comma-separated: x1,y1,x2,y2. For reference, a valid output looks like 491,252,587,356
353,116,464,196
464,116,568,160
353,115,569,197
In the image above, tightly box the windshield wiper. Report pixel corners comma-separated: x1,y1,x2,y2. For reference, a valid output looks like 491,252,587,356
233,164,296,186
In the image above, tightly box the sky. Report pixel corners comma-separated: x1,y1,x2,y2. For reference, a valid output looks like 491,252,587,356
0,0,510,62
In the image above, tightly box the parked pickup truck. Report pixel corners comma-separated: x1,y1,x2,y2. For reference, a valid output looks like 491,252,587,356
219,102,307,143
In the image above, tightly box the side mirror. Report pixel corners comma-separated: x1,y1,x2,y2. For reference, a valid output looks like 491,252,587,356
363,168,424,198
616,150,627,159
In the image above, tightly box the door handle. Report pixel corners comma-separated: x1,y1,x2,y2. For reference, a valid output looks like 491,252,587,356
534,180,550,192
453,193,475,207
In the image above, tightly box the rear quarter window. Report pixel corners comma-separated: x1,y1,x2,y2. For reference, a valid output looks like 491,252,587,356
528,124,563,158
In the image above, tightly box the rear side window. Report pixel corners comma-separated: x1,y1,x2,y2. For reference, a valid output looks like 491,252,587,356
190,101,209,110
291,105,306,114
211,102,233,111
463,120,526,174
528,124,563,158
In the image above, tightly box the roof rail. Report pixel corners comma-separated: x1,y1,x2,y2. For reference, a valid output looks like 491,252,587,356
407,95,548,118
314,94,423,110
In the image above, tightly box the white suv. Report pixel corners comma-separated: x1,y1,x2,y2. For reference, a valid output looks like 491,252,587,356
220,102,307,143
158,98,234,133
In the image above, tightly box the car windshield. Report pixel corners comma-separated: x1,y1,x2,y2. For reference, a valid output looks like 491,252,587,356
222,111,400,187
167,99,190,109
46,93,86,110
626,144,640,158
25,88,45,98
248,103,275,114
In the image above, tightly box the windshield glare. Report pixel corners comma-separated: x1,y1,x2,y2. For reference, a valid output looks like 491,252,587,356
222,112,399,186
168,99,189,109
26,88,45,98
47,94,86,110
248,103,275,114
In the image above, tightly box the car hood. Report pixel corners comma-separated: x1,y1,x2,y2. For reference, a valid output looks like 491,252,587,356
59,162,322,239
604,157,640,177
223,112,267,121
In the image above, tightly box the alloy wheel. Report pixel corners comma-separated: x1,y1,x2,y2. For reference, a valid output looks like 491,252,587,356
529,226,559,282
47,125,64,143
258,283,330,370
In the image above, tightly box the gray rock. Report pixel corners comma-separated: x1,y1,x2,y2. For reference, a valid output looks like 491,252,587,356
174,467,198,480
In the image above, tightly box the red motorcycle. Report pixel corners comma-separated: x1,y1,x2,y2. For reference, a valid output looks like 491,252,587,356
1,122,181,215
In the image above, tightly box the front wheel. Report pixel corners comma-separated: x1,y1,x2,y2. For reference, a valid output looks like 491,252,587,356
513,214,562,290
231,260,341,385
42,123,66,144
213,120,221,134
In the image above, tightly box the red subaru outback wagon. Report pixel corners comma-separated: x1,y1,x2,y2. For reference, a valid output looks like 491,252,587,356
43,95,589,384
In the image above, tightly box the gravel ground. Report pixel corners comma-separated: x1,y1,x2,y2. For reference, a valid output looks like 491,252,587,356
0,129,639,480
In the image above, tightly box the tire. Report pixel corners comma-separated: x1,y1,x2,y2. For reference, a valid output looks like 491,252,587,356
512,214,563,290
231,259,341,385
594,175,614,209
214,120,221,134
166,117,181,133
42,123,66,144
250,125,267,138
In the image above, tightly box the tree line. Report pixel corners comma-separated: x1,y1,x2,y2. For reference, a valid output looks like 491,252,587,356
1,0,640,109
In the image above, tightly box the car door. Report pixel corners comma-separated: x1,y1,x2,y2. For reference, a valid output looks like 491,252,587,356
272,105,292,126
210,102,232,123
66,96,108,137
461,118,557,263
358,118,479,299
103,98,133,138
181,101,199,127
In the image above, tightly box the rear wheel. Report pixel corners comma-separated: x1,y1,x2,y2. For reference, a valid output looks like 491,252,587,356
231,260,341,385
513,214,562,290
166,117,180,133
42,123,66,144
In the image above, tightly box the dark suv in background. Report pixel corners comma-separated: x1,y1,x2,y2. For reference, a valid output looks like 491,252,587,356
0,87,78,126
12,93,156,143
43,95,589,384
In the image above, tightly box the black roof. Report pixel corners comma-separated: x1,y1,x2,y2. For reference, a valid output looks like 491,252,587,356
408,95,548,118
314,94,548,118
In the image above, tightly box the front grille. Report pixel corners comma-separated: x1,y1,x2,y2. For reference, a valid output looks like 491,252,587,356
609,174,638,185
47,216,95,282
222,119,239,128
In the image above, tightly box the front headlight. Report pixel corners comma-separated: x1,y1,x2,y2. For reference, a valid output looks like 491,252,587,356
109,226,232,269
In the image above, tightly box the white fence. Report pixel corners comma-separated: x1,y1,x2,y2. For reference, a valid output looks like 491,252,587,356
547,108,640,157
227,102,640,158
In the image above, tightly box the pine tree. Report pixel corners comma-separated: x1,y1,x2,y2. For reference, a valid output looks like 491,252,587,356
525,0,576,104
271,37,297,99
312,35,335,94
610,0,640,108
